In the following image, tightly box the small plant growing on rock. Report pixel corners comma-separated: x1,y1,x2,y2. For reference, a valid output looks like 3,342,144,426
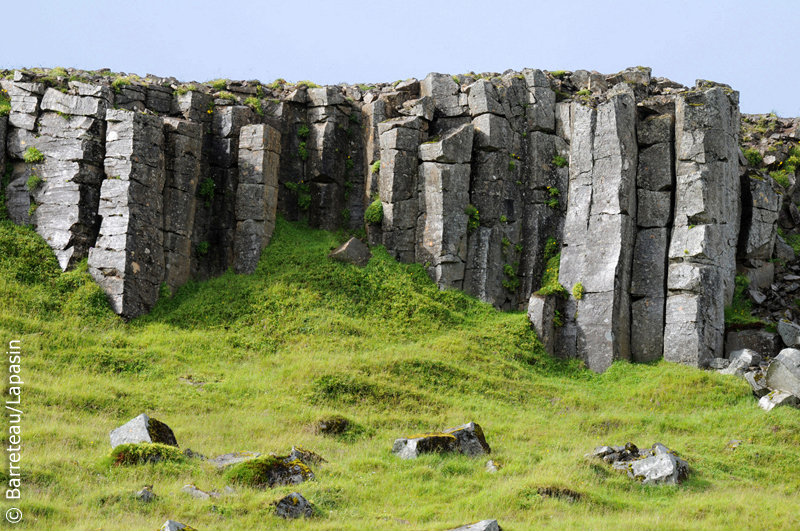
23,147,45,163
244,96,263,116
0,89,11,117
27,203,37,217
225,455,313,489
576,89,592,96
500,215,508,223
198,178,215,207
298,142,309,161
550,70,567,79
365,199,383,224
371,161,381,175
573,282,585,300
742,148,762,167
174,84,197,96
297,125,310,140
465,204,480,232
209,79,228,90
552,155,568,168
502,262,520,291
111,76,131,93
217,91,237,102
26,174,43,192
286,182,311,210
196,241,209,258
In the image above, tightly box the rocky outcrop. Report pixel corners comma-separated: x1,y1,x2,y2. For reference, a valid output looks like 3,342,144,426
109,413,178,448
589,442,689,485
2,66,773,374
392,422,490,459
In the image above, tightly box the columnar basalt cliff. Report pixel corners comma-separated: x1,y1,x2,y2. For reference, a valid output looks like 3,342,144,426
3,66,798,373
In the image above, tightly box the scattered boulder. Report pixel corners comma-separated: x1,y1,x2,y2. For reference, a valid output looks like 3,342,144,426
393,422,490,459
725,329,780,359
274,492,313,519
707,358,730,370
181,484,218,500
328,237,372,267
207,451,261,469
160,521,198,531
446,520,501,531
588,442,689,485
315,416,350,435
110,414,178,448
719,357,748,378
392,433,458,460
134,487,156,502
765,348,800,396
224,454,315,489
485,460,499,473
729,348,762,367
758,389,800,411
745,370,770,397
777,321,800,348
443,422,491,457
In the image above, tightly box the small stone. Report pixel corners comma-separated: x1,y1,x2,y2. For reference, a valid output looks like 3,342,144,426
274,492,313,519
443,422,491,457
328,237,372,267
708,358,730,370
719,357,748,378
728,349,762,367
160,521,195,531
745,370,770,397
777,321,800,348
627,444,688,485
726,439,741,450
485,460,499,473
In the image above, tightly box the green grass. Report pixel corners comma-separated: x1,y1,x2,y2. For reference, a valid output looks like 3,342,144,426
724,275,763,327
2,218,800,530
0,87,10,117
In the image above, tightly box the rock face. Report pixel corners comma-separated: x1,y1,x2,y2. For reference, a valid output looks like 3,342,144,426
109,414,178,448
328,237,372,267
2,67,760,373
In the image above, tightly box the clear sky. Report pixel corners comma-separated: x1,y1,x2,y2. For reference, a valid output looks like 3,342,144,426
4,0,798,116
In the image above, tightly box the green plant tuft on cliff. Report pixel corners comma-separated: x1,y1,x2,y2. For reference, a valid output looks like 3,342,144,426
572,282,585,300
174,84,197,96
0,89,10,117
296,80,319,88
111,76,131,93
465,204,480,232
209,79,228,90
724,275,762,327
770,170,790,189
297,124,310,140
365,199,383,224
286,181,311,210
535,237,568,299
742,148,763,167
371,160,381,175
26,174,43,192
23,146,45,163
195,240,209,257
550,70,567,78
198,178,215,207
552,155,568,168
244,96,263,116
298,142,309,161
216,91,237,102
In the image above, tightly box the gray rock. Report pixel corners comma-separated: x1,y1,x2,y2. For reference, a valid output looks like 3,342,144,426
472,113,511,151
398,96,435,121
775,235,795,262
329,237,372,267
628,444,688,485
631,297,665,363
725,329,780,359
719,357,748,378
728,348,762,367
741,174,780,260
135,488,156,502
765,348,800,396
207,451,261,469
745,370,770,397
468,80,504,116
274,492,313,519
758,390,799,411
307,86,344,107
637,143,673,192
418,123,473,164
109,414,178,448
636,190,672,228
527,294,556,355
447,520,501,531
443,422,491,457
181,484,211,500
777,321,800,348
637,114,674,146
421,73,466,117
485,460,499,473
707,358,730,370
160,521,194,531
40,87,111,119
392,433,459,459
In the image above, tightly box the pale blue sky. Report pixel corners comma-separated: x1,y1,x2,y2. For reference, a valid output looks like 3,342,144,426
4,0,798,116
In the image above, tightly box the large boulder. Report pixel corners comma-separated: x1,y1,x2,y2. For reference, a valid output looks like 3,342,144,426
443,422,491,457
777,321,800,348
765,348,800,396
274,492,313,519
109,414,178,448
328,237,372,267
628,444,689,485
725,329,781,358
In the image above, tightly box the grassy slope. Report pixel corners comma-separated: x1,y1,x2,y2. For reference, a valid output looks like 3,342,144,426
1,218,799,530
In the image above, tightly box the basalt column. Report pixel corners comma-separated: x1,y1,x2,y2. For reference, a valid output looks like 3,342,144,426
162,118,202,293
6,82,110,269
378,116,423,263
234,123,281,274
88,110,165,319
664,85,741,366
630,111,675,362
558,84,638,372
417,123,473,289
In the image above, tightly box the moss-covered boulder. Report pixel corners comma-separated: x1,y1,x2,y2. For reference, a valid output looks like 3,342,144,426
225,455,315,489
108,442,184,466
393,421,491,459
